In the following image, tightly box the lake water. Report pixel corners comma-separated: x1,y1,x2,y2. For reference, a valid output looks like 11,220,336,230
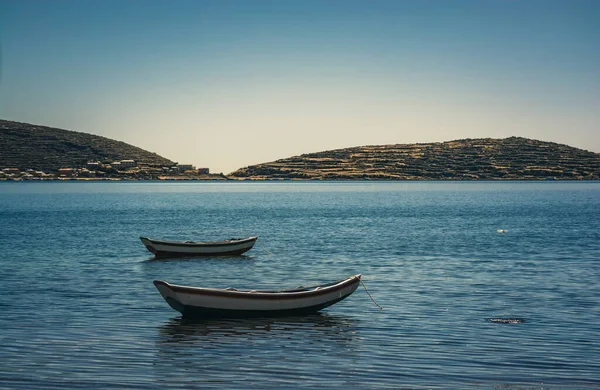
0,181,599,389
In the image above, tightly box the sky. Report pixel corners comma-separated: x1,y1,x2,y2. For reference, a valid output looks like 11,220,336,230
1,0,599,174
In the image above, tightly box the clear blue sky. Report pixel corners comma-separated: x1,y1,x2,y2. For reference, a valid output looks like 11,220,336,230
1,0,599,173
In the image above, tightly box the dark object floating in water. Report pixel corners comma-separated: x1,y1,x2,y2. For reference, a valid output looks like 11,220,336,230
487,318,525,324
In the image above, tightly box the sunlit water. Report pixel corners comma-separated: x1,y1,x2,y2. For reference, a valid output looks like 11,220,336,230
0,181,599,389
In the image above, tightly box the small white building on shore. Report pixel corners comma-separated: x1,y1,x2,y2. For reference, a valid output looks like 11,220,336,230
177,164,195,171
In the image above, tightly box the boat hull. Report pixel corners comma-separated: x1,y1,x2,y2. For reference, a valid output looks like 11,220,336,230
140,236,258,257
154,275,361,318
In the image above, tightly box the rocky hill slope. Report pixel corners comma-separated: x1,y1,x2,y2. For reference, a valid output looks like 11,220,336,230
0,120,174,171
229,137,600,180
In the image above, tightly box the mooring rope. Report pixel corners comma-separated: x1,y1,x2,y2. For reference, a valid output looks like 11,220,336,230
257,241,275,256
360,279,383,310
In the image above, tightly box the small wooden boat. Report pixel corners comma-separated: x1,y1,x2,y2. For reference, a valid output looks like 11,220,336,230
140,236,258,257
153,274,362,318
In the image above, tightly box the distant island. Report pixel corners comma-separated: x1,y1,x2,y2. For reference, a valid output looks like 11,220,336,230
1,119,599,181
0,119,225,181
230,137,600,180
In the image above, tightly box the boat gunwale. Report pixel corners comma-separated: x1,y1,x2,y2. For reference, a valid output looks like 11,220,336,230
153,274,361,301
141,236,258,248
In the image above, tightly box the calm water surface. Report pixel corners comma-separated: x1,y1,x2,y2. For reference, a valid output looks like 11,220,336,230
0,181,599,389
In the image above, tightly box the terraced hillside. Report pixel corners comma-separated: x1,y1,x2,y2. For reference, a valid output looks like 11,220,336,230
0,120,174,171
230,137,600,180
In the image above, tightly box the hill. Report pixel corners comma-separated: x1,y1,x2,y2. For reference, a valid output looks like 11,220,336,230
0,119,175,171
229,137,600,180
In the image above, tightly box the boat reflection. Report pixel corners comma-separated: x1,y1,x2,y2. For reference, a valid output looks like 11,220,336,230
153,314,361,386
158,313,358,344
144,253,254,262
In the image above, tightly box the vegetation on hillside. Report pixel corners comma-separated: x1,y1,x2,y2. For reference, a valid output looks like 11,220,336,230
0,119,174,171
229,137,600,180
2,119,599,181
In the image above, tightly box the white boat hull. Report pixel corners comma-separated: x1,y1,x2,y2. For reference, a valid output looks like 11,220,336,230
140,236,258,257
154,274,361,318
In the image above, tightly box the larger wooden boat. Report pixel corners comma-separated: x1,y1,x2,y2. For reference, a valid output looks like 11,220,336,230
153,274,362,318
140,236,258,257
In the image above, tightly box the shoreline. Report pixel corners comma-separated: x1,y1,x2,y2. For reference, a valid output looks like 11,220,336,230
1,177,598,182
